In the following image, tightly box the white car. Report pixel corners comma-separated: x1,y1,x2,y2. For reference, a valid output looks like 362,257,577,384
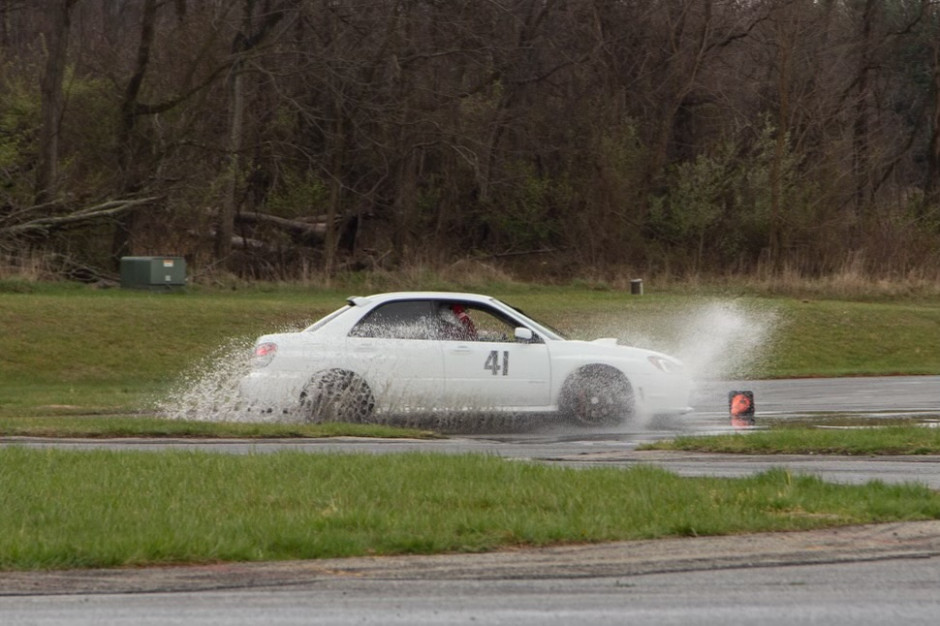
239,291,693,426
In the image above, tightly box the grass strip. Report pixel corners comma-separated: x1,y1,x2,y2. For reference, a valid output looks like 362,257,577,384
2,448,939,571
0,416,437,440
640,425,940,455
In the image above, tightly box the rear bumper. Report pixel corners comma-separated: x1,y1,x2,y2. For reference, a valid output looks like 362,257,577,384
238,370,305,415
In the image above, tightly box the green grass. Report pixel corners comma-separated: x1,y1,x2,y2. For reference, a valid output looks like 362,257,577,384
0,286,341,421
769,299,940,377
2,448,938,571
0,416,438,440
641,424,940,456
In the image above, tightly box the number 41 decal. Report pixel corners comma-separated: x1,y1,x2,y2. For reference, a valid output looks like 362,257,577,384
484,350,510,376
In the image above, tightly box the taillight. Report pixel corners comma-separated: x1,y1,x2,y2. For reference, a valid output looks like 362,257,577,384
251,342,277,368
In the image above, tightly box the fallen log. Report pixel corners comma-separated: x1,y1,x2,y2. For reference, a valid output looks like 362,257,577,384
234,211,330,244
0,196,160,238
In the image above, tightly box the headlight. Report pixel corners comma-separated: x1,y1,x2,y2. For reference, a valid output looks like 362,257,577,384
648,355,683,374
251,342,278,368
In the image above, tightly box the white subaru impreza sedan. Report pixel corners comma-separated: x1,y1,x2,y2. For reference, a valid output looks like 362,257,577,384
239,291,693,427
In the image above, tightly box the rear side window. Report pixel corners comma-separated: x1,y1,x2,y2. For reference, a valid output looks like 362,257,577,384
349,301,438,339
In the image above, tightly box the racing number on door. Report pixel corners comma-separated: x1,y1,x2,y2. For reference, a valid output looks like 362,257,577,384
484,350,510,376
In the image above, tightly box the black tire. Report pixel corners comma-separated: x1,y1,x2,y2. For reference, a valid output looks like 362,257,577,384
299,369,375,424
559,365,634,427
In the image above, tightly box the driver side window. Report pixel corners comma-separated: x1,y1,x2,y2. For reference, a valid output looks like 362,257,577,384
439,302,541,343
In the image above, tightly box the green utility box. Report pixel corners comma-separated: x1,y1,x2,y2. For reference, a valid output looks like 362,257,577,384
120,256,186,290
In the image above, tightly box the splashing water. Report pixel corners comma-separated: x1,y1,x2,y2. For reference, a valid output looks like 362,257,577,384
155,337,257,422
581,299,778,382
667,301,778,381
575,299,778,432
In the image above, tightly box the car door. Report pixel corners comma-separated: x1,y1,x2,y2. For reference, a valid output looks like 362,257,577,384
439,302,551,410
346,300,445,411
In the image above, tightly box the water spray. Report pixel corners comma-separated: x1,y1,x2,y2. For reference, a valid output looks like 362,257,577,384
155,337,258,422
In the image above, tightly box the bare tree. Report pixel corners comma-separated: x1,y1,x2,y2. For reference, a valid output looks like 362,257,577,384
35,0,80,204
215,0,289,267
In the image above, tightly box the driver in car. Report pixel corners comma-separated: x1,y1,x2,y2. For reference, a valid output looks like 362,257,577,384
439,303,477,340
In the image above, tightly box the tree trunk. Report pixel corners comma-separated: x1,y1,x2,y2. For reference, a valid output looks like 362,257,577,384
924,9,940,206
35,0,77,204
216,44,245,264
851,0,877,220
110,0,158,265
214,0,286,270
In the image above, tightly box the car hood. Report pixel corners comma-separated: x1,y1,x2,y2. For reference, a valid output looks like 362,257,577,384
568,337,684,365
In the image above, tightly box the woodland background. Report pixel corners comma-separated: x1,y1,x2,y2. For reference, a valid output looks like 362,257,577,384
4,0,940,283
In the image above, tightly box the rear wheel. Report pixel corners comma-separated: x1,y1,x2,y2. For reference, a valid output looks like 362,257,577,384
299,369,375,423
559,365,634,427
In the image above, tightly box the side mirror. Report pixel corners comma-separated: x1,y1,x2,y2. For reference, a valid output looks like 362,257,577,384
514,327,534,342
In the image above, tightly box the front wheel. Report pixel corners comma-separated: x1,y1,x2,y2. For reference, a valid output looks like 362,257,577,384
559,366,634,427
299,369,375,423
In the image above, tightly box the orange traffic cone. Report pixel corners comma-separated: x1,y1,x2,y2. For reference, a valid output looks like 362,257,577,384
729,391,755,428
